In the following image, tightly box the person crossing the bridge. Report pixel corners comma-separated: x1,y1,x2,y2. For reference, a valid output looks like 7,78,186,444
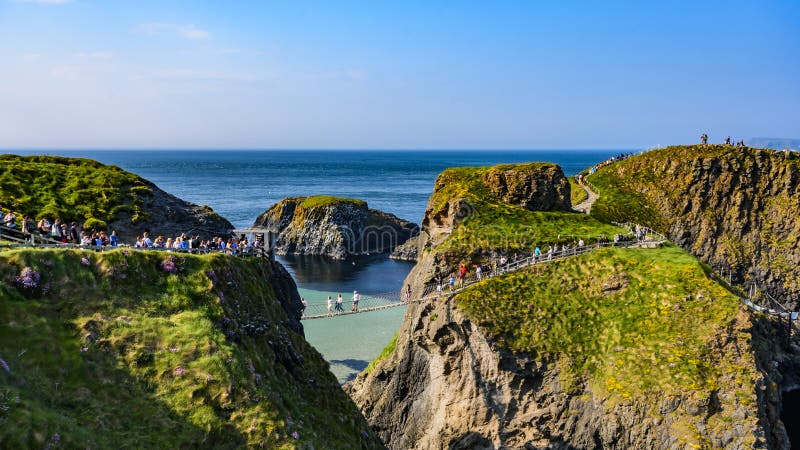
534,246,541,262
326,296,334,316
335,293,344,314
352,290,360,312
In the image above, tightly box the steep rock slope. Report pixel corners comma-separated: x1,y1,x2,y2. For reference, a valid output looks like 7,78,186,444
403,162,622,298
0,249,382,449
347,160,791,449
254,196,418,260
0,154,233,240
589,145,800,307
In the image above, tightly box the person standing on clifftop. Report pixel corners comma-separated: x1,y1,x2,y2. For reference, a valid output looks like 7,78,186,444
701,133,708,145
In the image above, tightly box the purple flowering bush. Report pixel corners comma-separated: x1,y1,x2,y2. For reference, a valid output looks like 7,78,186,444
160,256,177,273
14,267,40,290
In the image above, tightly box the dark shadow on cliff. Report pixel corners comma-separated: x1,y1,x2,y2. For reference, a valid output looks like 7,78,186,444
278,254,414,294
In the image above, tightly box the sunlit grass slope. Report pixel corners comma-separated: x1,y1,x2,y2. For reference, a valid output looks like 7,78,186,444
0,249,378,449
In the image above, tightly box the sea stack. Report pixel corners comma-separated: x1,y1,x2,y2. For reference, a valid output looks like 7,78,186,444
253,195,419,260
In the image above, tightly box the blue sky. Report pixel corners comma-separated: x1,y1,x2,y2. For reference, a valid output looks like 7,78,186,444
0,1,798,149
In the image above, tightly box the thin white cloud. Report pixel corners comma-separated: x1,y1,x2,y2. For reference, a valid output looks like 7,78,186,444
139,23,210,40
75,51,115,59
133,68,260,83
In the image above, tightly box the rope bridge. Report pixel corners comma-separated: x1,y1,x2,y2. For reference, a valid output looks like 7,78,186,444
301,232,666,320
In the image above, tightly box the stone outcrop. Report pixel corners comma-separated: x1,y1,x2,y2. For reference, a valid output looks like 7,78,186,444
389,236,419,262
254,196,418,260
347,298,784,449
112,181,234,241
591,145,800,308
482,164,571,212
405,163,571,298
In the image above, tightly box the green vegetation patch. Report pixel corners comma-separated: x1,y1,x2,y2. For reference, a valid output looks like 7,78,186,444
0,249,374,449
364,333,397,375
569,177,588,205
455,244,752,402
0,154,152,226
430,164,624,255
298,195,367,210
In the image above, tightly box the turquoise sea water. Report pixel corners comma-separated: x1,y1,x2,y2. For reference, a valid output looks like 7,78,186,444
11,149,619,381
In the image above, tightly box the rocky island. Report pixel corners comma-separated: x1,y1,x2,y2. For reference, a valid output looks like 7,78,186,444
253,195,419,260
347,148,800,449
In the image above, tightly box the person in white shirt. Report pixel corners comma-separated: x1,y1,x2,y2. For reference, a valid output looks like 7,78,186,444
352,291,360,311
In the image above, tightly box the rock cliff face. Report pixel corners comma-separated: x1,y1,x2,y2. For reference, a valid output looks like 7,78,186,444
347,159,795,449
405,163,572,298
254,196,418,260
590,145,800,308
347,298,783,449
112,181,234,241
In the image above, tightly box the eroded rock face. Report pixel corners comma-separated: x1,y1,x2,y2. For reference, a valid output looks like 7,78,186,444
347,298,778,449
482,165,571,212
596,147,800,308
254,197,419,260
405,164,571,298
111,183,234,241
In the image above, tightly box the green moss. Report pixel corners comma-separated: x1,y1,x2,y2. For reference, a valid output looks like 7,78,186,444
364,333,397,375
455,244,753,403
0,249,376,449
428,164,625,256
569,177,588,205
0,154,152,227
298,196,367,210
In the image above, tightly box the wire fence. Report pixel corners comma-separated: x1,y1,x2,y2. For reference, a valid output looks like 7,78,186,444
0,227,269,258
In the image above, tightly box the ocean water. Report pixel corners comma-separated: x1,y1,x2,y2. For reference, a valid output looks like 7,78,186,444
11,149,617,381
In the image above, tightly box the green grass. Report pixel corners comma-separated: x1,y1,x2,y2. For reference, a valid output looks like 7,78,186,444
568,177,588,205
0,154,153,226
428,164,625,256
298,196,367,210
0,249,377,449
455,244,756,403
364,333,397,375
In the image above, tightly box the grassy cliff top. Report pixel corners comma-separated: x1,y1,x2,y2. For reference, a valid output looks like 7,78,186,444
0,154,152,226
428,163,623,255
0,249,377,449
455,244,758,405
298,195,367,210
588,144,799,229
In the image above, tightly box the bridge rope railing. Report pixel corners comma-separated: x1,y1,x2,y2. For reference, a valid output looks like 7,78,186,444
0,227,269,258
301,233,666,320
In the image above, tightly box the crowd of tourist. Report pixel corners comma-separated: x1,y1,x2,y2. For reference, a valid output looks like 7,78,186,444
701,133,747,147
0,212,260,256
587,152,633,175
